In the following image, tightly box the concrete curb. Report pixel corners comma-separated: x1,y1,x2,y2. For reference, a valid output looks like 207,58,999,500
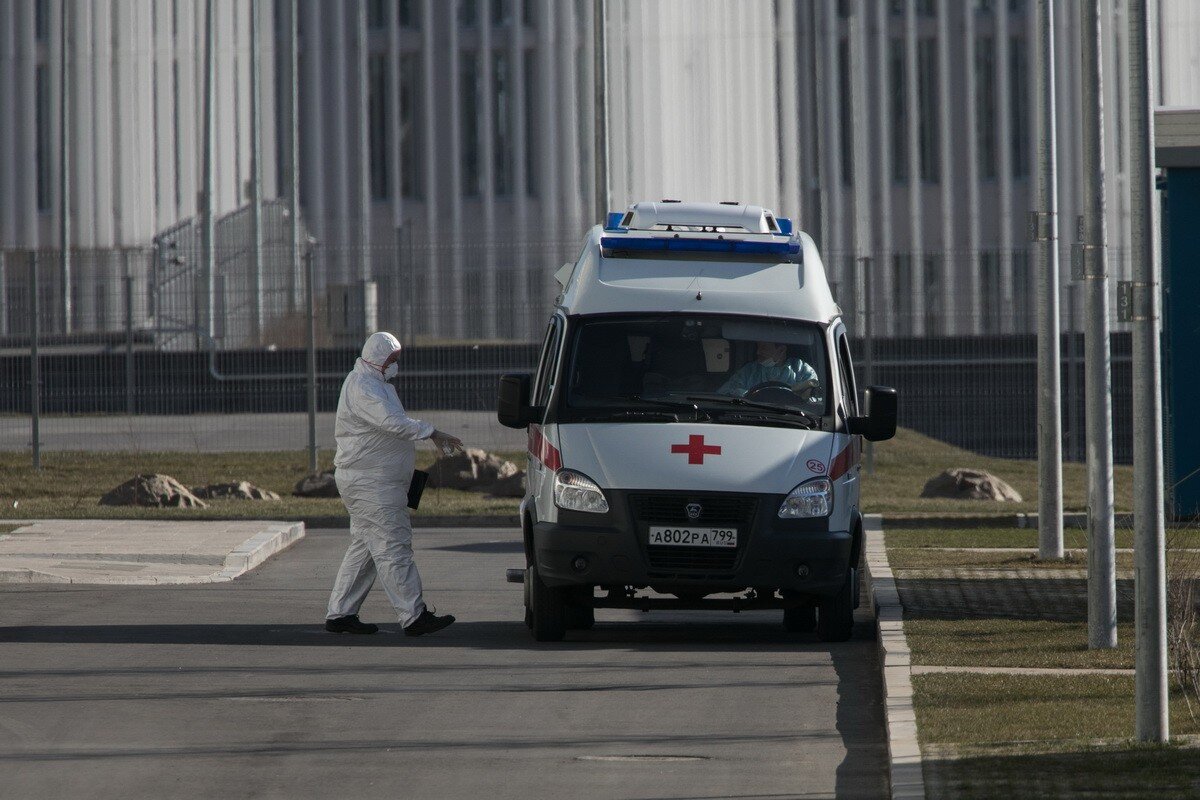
215,522,307,581
0,522,306,585
863,513,927,800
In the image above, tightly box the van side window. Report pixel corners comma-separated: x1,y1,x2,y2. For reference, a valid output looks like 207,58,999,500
836,333,858,417
533,319,563,407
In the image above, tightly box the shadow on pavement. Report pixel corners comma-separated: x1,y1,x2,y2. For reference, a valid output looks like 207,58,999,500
0,619,860,653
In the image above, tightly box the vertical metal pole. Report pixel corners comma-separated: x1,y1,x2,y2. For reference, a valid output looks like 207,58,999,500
1080,0,1116,651
201,0,216,342
592,0,609,223
862,255,875,476
30,253,41,470
249,0,264,341
124,274,134,415
288,0,309,470
59,0,71,333
306,242,318,476
1128,0,1168,744
1034,0,1064,559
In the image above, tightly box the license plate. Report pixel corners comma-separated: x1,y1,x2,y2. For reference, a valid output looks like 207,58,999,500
647,526,738,548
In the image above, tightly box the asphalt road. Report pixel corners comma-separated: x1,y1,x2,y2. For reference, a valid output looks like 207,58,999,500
0,527,888,800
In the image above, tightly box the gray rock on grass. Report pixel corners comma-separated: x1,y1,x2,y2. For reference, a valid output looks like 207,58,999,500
920,468,1023,502
191,481,281,501
293,471,340,498
100,474,208,508
427,448,520,490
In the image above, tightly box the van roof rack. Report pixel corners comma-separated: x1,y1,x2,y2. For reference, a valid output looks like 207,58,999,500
604,201,792,236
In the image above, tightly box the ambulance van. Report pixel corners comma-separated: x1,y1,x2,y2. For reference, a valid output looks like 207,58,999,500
498,201,897,642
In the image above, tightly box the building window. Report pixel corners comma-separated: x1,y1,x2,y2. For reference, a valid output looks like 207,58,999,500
492,51,512,196
838,38,853,186
460,52,480,196
491,0,510,27
893,254,913,335
975,36,997,179
368,55,389,201
916,0,936,16
575,42,590,201
35,0,50,40
458,0,477,27
367,0,386,30
35,64,51,212
399,53,421,199
523,0,534,27
1008,0,1026,13
890,39,908,183
1009,36,1030,178
523,49,537,197
975,0,994,13
1012,250,1033,331
981,251,1001,333
923,256,940,334
398,0,418,28
917,38,940,183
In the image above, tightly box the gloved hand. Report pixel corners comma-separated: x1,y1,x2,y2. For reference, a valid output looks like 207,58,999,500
430,430,465,456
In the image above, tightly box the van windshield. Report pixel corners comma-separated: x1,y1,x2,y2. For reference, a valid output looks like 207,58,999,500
559,315,830,424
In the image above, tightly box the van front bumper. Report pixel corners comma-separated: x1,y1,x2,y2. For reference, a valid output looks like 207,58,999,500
531,489,853,597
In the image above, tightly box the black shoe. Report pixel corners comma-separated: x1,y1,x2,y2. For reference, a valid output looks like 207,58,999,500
404,609,456,637
325,615,379,635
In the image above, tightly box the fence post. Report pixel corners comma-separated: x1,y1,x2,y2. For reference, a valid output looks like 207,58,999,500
1128,0,1168,743
125,274,135,415
30,252,41,470
861,256,875,476
1034,0,1064,559
306,240,318,476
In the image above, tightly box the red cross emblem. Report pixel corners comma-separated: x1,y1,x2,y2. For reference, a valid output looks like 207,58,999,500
671,434,722,465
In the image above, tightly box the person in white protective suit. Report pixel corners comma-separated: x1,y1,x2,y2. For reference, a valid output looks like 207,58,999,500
325,331,463,637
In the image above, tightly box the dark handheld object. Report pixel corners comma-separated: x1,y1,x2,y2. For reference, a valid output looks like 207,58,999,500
408,469,429,509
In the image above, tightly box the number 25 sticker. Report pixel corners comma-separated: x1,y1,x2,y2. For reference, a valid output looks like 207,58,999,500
807,459,826,473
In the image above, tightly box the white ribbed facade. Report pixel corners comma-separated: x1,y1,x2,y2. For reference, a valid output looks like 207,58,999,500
2,0,1199,343
0,0,274,335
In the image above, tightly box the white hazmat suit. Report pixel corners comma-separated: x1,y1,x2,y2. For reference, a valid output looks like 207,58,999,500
326,331,436,627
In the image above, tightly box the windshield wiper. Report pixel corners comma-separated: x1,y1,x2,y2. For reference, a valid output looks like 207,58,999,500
625,395,710,421
577,410,683,422
706,412,814,429
684,393,821,428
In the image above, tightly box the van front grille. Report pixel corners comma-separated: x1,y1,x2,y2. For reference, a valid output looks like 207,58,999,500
628,493,757,575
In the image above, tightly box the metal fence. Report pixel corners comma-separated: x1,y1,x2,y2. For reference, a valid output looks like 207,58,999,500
0,237,1137,464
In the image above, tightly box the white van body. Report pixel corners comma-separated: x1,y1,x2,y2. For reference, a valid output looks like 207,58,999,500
501,201,894,641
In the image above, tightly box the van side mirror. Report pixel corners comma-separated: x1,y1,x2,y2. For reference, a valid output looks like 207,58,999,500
497,373,543,429
848,386,897,442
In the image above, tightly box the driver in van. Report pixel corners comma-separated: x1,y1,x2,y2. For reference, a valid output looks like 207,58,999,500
717,340,819,398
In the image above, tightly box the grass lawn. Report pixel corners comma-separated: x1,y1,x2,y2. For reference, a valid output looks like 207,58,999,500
922,741,1200,800
914,673,1200,745
861,428,1134,514
0,425,1137,519
905,619,1137,669
888,548,1135,571
0,449,527,520
884,526,1200,550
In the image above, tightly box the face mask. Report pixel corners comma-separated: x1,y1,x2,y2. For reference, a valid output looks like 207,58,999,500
383,363,398,380
759,358,778,368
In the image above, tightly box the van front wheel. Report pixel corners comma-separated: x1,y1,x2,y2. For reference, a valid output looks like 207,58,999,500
529,564,567,642
816,568,855,642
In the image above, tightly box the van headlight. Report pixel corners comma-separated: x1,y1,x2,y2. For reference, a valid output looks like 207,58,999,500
779,478,832,518
554,469,610,514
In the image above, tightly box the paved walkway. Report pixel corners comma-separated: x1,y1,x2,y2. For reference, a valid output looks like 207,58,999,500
0,519,304,584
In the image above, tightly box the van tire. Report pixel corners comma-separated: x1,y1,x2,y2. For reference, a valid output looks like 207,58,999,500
783,604,817,633
529,565,567,642
565,586,595,630
816,569,855,642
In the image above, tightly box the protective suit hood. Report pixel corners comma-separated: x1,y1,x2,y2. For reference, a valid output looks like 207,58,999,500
358,331,402,380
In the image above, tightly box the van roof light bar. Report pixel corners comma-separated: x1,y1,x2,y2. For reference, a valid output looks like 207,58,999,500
599,235,801,257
